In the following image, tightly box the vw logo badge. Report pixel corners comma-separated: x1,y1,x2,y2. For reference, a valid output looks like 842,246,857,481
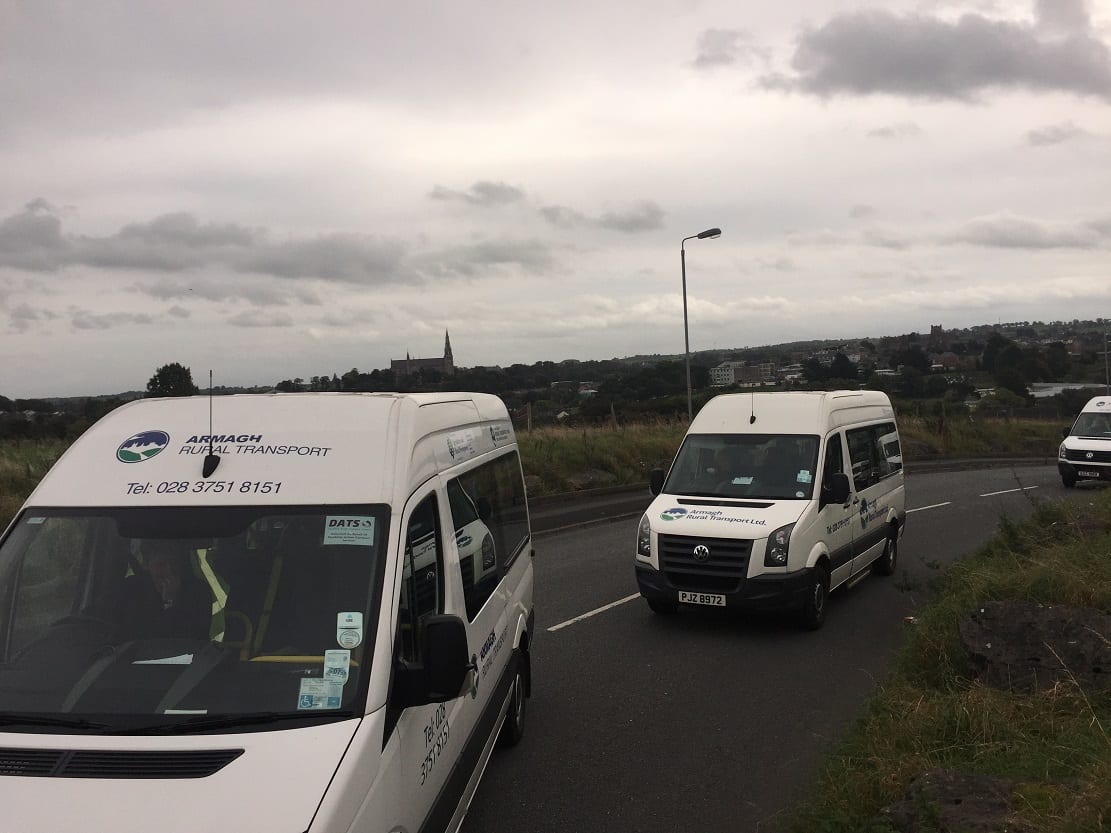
692,544,711,562
1087,452,1094,460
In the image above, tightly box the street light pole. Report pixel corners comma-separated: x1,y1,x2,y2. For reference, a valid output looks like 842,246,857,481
1105,330,1109,395
681,227,722,422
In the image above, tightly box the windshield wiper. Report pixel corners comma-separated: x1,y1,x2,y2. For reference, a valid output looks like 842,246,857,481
124,709,359,735
0,713,111,732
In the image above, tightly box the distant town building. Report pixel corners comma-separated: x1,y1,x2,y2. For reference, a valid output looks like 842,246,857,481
710,361,776,386
391,331,455,379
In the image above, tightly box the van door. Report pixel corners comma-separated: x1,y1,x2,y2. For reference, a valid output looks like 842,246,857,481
818,431,855,588
442,471,512,797
386,487,471,831
845,424,895,574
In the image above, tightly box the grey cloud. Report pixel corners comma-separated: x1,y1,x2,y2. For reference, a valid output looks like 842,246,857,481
166,305,191,318
539,200,665,234
227,311,295,328
422,239,555,278
137,276,322,307
867,122,923,139
597,201,665,233
946,213,1109,248
1026,120,1088,146
766,5,1111,101
1035,0,1091,35
538,205,586,229
692,29,768,69
849,204,876,219
241,234,411,283
0,203,412,286
428,181,525,207
9,303,58,333
862,227,911,249
71,311,155,330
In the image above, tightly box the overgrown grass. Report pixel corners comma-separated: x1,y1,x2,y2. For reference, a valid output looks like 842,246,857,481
783,494,1111,833
0,439,67,531
895,413,1062,459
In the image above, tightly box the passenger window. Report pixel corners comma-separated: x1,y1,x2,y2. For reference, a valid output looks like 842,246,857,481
846,423,901,491
398,494,443,663
821,433,845,504
447,451,530,621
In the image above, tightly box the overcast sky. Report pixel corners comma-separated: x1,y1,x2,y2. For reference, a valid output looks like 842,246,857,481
2,0,1110,397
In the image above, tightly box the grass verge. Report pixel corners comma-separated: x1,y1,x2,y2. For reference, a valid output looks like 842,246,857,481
782,493,1111,833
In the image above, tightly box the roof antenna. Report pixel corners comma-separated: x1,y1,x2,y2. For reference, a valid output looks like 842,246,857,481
202,370,221,478
749,392,757,424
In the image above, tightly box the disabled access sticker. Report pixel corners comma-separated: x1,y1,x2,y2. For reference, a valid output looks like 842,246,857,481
297,678,343,710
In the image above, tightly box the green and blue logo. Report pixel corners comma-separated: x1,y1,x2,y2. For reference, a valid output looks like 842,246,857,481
117,430,170,463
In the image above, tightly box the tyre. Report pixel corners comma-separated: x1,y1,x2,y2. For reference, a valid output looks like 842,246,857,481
647,597,678,615
800,564,830,630
873,531,898,576
497,655,527,748
1061,471,1077,488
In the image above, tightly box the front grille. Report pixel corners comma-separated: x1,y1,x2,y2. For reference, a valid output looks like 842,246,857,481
1065,448,1111,464
659,534,752,592
0,748,243,779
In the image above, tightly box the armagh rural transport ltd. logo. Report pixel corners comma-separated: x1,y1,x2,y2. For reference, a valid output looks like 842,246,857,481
660,507,688,522
117,430,170,463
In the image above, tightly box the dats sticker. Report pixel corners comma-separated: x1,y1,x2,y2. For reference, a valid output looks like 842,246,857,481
324,650,351,684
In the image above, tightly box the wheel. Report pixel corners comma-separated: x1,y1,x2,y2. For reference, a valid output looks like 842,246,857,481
800,564,830,630
647,597,678,615
873,531,898,576
497,655,527,748
1061,472,1077,488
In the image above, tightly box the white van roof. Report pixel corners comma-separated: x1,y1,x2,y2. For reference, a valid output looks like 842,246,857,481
690,390,894,435
26,392,514,509
1081,396,1111,413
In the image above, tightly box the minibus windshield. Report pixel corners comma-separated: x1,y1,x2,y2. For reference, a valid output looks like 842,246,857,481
0,504,388,734
664,434,820,500
1070,412,1111,438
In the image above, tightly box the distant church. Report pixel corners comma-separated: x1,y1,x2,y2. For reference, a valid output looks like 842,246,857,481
390,331,455,379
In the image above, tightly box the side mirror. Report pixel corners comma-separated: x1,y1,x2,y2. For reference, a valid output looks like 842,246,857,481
395,614,474,707
649,468,665,496
825,472,851,505
1061,426,1070,438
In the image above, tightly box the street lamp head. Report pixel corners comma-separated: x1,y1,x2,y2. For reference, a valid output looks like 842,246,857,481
697,228,722,240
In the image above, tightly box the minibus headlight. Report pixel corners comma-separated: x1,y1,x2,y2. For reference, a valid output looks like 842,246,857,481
764,523,794,567
1058,443,1067,460
637,514,652,558
482,534,496,570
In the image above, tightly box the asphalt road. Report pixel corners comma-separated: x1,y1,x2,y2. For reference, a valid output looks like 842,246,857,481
461,464,1102,833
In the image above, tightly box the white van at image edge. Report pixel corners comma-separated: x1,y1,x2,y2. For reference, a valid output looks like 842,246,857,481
0,392,534,833
636,391,907,629
1058,395,1111,487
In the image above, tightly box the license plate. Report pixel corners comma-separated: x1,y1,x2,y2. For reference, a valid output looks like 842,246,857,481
679,591,725,606
1078,470,1101,478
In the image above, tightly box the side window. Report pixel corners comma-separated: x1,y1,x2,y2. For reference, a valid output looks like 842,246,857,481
447,451,530,621
846,423,901,491
821,433,845,503
846,426,877,491
398,494,443,664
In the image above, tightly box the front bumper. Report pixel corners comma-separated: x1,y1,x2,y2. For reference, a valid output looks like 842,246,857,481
1058,460,1111,482
635,563,813,611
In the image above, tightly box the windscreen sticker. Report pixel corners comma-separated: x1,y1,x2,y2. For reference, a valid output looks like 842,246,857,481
324,649,351,685
730,476,754,485
323,516,376,546
27,517,46,525
797,470,813,484
337,612,364,649
297,678,343,710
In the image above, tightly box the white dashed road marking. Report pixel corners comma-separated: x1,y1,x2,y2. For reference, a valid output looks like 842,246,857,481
548,593,640,632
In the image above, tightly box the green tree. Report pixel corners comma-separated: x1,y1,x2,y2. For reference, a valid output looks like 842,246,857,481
146,363,199,397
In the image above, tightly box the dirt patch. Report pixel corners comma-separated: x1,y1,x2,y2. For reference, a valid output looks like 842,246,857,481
881,769,1031,833
958,600,1111,693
